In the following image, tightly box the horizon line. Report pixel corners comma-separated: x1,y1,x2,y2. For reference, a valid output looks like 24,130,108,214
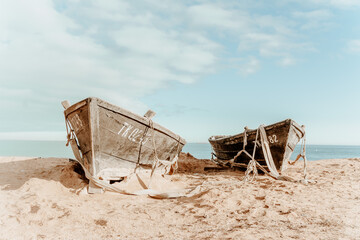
0,131,359,146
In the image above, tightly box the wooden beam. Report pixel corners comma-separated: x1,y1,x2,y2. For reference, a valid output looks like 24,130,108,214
144,109,156,119
61,100,71,109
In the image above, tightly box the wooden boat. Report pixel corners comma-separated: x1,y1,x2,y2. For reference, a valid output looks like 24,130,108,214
208,119,305,172
62,97,186,185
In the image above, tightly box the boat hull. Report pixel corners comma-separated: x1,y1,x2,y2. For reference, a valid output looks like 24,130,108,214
208,119,305,172
64,97,186,179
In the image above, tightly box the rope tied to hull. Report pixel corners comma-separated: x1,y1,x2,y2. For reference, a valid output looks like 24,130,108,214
134,124,150,173
218,124,312,184
64,111,192,198
243,128,259,182
241,125,286,182
287,126,314,184
147,119,180,188
65,118,74,147
134,118,180,177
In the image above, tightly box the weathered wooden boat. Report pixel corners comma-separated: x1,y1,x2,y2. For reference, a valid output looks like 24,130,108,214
209,119,305,172
62,97,186,187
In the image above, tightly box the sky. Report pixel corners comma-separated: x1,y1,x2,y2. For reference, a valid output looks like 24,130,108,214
0,0,360,144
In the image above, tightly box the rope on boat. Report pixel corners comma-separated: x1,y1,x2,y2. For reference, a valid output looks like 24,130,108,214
64,115,194,198
134,124,150,173
147,119,180,188
67,137,201,198
242,128,259,182
213,124,312,184
287,127,314,184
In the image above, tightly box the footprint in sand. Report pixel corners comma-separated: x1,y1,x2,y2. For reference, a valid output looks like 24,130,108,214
259,184,270,189
94,219,107,226
255,196,266,201
30,205,40,214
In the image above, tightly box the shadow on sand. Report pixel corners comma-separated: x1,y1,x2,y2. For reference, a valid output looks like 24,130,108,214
0,157,87,191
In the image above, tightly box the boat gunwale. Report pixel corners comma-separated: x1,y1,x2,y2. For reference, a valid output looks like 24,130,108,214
208,119,304,144
64,97,186,145
291,120,305,138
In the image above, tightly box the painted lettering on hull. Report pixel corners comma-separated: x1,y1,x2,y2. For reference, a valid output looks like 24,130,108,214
268,135,278,144
118,122,151,145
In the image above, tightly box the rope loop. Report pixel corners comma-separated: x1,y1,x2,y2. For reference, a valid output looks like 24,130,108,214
214,124,312,184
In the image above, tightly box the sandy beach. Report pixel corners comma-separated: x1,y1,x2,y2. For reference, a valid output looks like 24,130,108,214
0,153,359,240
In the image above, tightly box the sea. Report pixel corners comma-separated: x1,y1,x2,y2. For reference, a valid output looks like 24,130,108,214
0,141,359,161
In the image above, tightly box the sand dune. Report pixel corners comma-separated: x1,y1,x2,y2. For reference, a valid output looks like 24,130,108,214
0,154,359,239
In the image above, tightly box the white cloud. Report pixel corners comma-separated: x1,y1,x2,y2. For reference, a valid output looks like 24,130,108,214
321,0,360,8
293,9,333,30
1,0,351,137
243,33,285,56
238,32,311,63
186,3,314,72
0,0,219,119
293,9,332,19
187,4,245,30
239,57,260,75
113,26,217,78
348,39,360,53
279,57,297,66
288,0,360,8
